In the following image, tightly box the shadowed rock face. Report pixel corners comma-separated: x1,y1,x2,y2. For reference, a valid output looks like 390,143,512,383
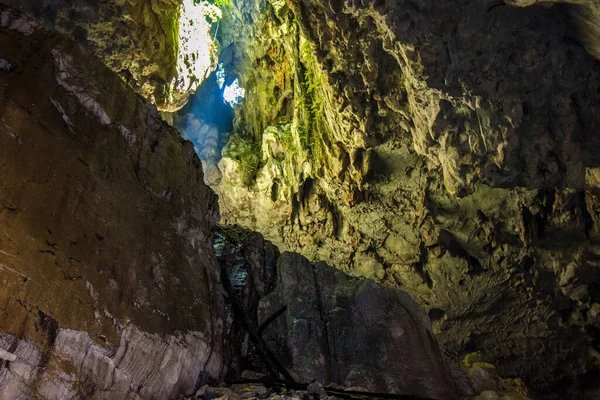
214,227,459,399
259,253,455,399
0,7,229,398
214,226,535,400
504,1,600,61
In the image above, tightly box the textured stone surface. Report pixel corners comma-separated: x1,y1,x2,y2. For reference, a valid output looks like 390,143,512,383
215,227,458,398
211,0,600,398
504,1,600,60
0,8,228,398
214,227,533,400
2,0,600,397
0,0,217,111
258,252,456,399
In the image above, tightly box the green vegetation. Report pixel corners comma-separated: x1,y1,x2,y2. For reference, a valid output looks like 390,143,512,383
223,134,262,186
296,41,327,168
213,0,233,8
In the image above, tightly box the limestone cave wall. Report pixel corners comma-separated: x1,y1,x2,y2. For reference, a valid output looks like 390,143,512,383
2,0,600,398
0,0,219,111
212,0,600,398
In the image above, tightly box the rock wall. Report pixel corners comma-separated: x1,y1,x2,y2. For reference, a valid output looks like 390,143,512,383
2,0,599,397
214,226,535,400
214,227,458,399
505,1,600,61
213,0,600,398
259,252,455,398
0,7,230,398
0,0,218,112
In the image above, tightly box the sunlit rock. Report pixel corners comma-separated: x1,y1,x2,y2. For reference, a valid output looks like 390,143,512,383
211,0,600,397
0,0,221,111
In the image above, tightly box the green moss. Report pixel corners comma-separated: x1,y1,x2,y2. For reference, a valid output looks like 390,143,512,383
213,0,233,8
295,38,328,168
223,134,262,186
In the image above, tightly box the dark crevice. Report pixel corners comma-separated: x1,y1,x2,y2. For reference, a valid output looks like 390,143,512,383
214,228,294,381
310,263,333,384
467,255,483,277
428,308,446,322
581,191,594,238
220,263,294,381
37,310,59,369
415,242,434,289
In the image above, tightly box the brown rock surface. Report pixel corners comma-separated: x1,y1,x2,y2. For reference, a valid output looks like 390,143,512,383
0,7,229,398
0,0,216,111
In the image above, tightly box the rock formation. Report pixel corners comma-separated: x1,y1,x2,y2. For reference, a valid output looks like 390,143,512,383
215,228,458,398
504,1,600,60
213,226,532,400
2,0,600,398
0,0,219,111
258,252,454,398
0,5,498,400
205,0,600,398
0,7,229,398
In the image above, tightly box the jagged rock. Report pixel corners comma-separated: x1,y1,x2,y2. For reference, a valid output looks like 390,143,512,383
3,0,600,398
0,7,230,399
210,0,600,397
0,0,218,111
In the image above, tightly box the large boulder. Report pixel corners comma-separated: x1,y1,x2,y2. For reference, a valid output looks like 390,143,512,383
215,227,458,399
258,252,456,399
0,7,229,399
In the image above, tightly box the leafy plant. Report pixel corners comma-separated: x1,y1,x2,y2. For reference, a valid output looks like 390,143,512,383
296,58,328,166
214,0,233,8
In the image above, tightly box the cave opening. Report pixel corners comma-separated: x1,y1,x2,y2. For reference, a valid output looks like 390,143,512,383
2,0,600,399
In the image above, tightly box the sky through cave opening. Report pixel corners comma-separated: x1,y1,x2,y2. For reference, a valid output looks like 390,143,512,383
174,0,243,181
